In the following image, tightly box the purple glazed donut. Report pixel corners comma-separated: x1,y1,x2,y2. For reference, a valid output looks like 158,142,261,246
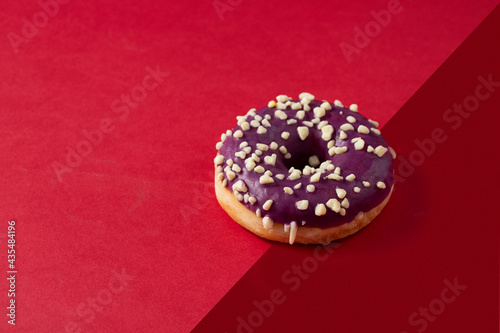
214,93,395,244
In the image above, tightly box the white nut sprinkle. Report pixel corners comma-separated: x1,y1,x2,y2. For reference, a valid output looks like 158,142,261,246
217,166,223,172
363,181,370,187
303,121,314,127
275,110,287,120
268,100,276,108
239,141,248,148
308,155,320,167
264,170,273,176
257,143,269,151
270,142,278,150
279,146,288,154
288,170,302,180
320,101,332,110
327,140,335,149
276,94,289,103
319,161,331,169
243,146,251,154
250,120,260,128
296,200,309,210
302,166,313,175
243,193,249,203
306,184,315,192
284,187,293,194
264,154,277,166
340,123,354,131
339,208,346,216
354,138,365,150
214,155,225,165
284,153,291,159
216,141,223,150
327,164,335,171
259,174,274,184
217,172,224,181
297,126,309,140
303,104,311,111
368,119,379,127
299,92,315,100
261,119,271,127
353,187,361,193
328,147,335,156
296,111,305,120
235,151,247,159
256,208,261,217
222,179,227,187
326,198,341,213
374,146,388,157
289,221,298,245
349,104,358,111
226,170,236,181
236,193,244,201
291,102,302,110
232,180,248,193
226,159,233,167
251,153,260,162
357,125,370,134
346,174,356,181
346,116,356,123
257,126,267,134
231,164,241,173
341,198,350,209
262,216,274,230
377,181,386,189
263,199,273,210
313,107,326,118
315,204,327,216
277,102,287,110
334,99,343,107
294,183,302,189
367,145,374,153
339,131,348,140
317,120,329,130
321,125,334,141
326,173,343,181
226,130,232,136
254,115,262,121
371,128,381,135
275,174,285,180
249,196,257,204
245,159,256,171
336,188,347,199
234,130,243,138
281,131,290,140
287,119,297,125
241,122,250,131
221,133,227,142
254,166,265,173
334,146,348,154
310,172,321,183
255,149,262,156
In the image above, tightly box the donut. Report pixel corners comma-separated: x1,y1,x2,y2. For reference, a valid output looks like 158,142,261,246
214,93,395,245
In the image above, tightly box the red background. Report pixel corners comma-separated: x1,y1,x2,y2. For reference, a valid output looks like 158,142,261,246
0,1,498,332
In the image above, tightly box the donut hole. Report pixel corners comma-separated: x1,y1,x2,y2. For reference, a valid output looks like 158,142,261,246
283,149,329,171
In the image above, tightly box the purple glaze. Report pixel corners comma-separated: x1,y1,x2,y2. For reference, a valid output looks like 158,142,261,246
215,98,394,229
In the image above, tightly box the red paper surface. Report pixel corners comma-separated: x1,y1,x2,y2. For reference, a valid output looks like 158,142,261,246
0,1,498,332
